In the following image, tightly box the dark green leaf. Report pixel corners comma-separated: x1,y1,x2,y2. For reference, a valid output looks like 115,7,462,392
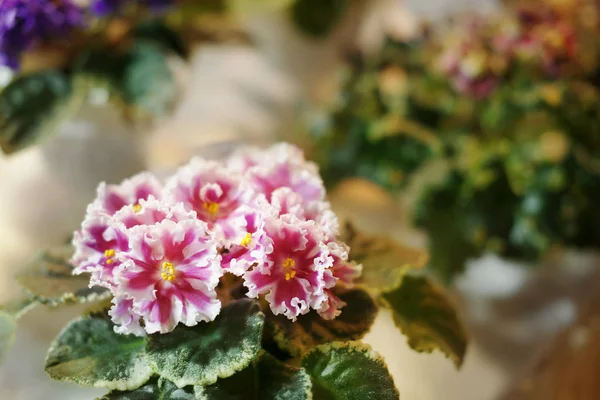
302,341,399,400
120,41,176,118
196,351,311,400
267,289,378,357
147,299,264,388
101,377,196,400
0,71,78,154
45,317,152,390
0,311,17,363
342,224,428,293
15,245,109,306
291,0,349,37
75,42,176,119
382,275,467,368
131,20,189,58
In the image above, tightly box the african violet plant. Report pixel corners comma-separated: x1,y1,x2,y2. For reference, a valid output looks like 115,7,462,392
0,0,352,154
0,143,466,398
313,0,600,280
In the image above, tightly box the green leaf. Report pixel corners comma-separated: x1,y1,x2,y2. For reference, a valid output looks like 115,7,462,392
381,275,467,368
75,42,176,119
147,299,264,388
0,311,17,363
291,0,349,37
302,342,399,400
101,377,196,400
0,70,78,154
45,317,153,390
196,351,311,400
342,224,429,293
119,41,176,119
0,296,38,319
131,20,189,59
15,245,109,306
267,289,378,357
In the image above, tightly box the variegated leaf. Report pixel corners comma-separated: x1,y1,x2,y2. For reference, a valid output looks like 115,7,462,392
45,317,153,390
382,275,467,368
302,341,399,400
147,299,264,388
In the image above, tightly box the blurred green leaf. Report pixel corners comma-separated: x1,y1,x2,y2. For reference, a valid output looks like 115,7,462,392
382,275,467,368
75,42,176,119
0,311,16,364
342,224,428,292
291,0,349,37
15,245,108,306
131,20,189,58
0,71,78,154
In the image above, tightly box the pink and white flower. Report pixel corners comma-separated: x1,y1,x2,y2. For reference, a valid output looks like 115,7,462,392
219,205,268,276
229,143,326,204
115,219,222,334
109,296,145,336
164,158,256,244
112,196,195,229
88,172,162,216
243,214,332,320
72,214,128,288
318,241,362,320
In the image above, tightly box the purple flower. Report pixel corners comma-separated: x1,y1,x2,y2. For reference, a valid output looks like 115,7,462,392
0,0,83,68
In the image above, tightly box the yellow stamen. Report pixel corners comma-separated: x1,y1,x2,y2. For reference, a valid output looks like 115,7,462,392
203,202,219,215
133,203,143,213
282,258,296,281
104,249,116,265
161,261,176,282
240,233,252,247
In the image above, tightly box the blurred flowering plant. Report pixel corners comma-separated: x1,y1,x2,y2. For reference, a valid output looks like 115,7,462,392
0,0,354,154
312,0,600,279
0,143,466,398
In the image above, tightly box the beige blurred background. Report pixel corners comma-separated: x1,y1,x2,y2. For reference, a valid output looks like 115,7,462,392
2,0,580,399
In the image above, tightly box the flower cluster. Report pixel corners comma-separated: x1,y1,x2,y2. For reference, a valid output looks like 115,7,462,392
0,0,176,68
436,1,586,97
0,0,83,68
72,143,361,335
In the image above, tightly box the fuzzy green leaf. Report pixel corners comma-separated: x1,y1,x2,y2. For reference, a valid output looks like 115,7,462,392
302,341,399,400
147,299,264,388
0,311,17,363
343,224,428,293
267,289,378,357
131,21,189,59
382,275,467,368
291,0,349,37
101,377,196,400
196,351,311,400
45,317,153,390
75,42,176,119
0,71,78,154
15,245,109,306
119,41,176,118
